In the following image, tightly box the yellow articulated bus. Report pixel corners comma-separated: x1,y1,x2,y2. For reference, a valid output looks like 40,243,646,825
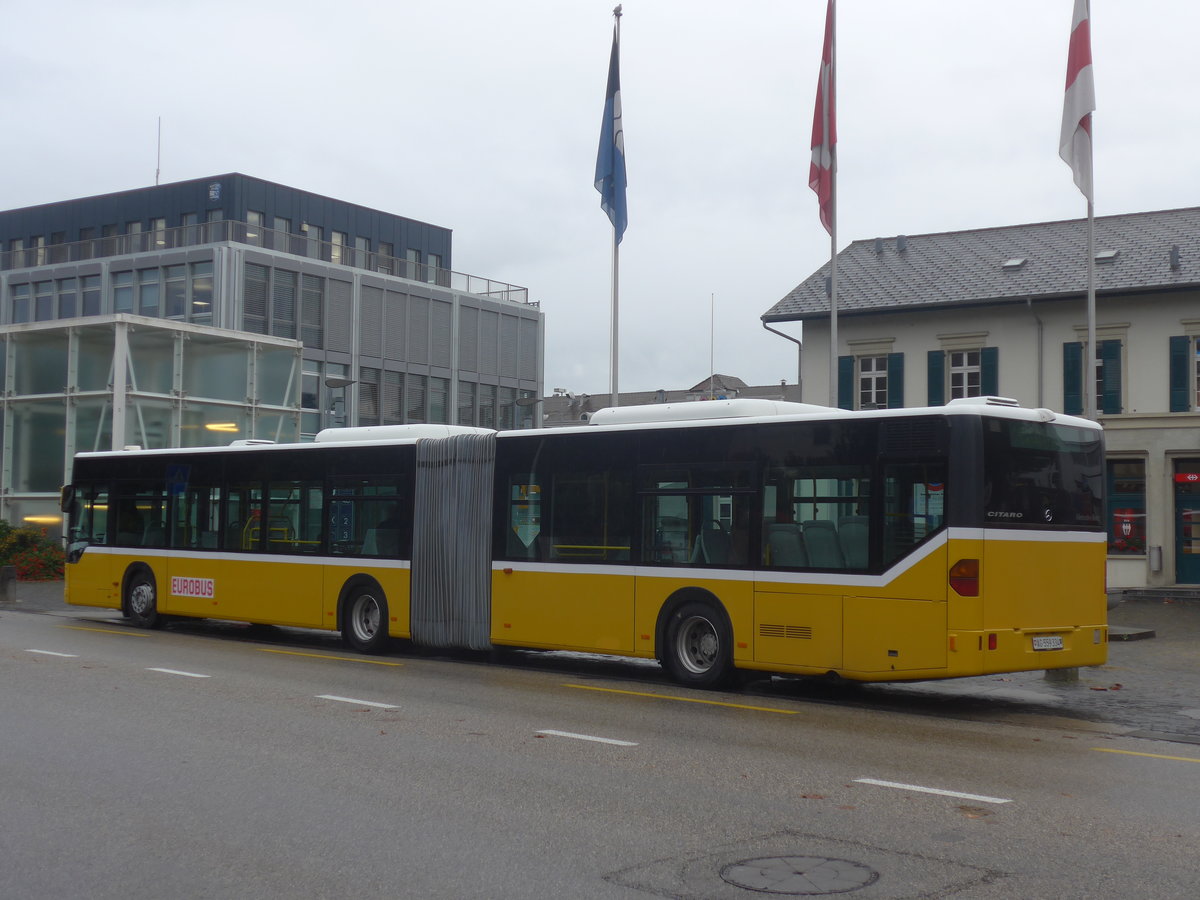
61,397,1107,687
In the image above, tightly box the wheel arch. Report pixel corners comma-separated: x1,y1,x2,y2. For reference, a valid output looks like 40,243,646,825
120,561,156,618
335,573,387,632
653,586,731,666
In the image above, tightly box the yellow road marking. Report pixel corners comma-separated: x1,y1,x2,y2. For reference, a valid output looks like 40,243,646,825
564,683,799,715
60,625,149,637
1092,747,1200,764
257,648,404,667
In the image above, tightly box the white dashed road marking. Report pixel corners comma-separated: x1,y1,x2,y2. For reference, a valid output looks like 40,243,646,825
316,694,399,710
854,777,1012,805
537,729,638,747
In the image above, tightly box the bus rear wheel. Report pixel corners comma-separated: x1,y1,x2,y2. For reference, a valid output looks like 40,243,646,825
125,569,162,629
343,586,389,654
662,600,732,688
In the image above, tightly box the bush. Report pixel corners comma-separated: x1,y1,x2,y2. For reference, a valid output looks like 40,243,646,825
0,522,65,581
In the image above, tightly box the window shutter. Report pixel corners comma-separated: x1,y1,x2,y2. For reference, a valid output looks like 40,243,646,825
926,351,945,406
981,346,999,396
837,355,854,409
1169,335,1191,412
886,352,904,408
1100,339,1122,414
1063,342,1083,416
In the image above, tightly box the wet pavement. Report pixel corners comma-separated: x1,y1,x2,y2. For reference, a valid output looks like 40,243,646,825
4,581,1198,744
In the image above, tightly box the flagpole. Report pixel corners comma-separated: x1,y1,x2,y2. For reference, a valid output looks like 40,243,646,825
826,3,838,408
611,226,620,408
1086,199,1096,419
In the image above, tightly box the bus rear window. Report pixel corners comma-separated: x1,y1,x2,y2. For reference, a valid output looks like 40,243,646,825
981,419,1103,528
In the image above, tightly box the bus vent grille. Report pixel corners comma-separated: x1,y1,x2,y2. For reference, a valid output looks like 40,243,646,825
759,624,813,640
881,419,941,455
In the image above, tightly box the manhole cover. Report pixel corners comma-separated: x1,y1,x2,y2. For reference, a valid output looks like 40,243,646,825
720,856,879,895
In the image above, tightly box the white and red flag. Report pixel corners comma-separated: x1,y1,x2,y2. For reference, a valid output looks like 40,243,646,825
809,0,836,234
1059,0,1095,201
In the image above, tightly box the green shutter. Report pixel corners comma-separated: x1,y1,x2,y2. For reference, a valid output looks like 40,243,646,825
927,351,944,406
1170,335,1192,412
886,352,905,408
837,355,854,409
981,346,999,396
1063,342,1083,416
1100,339,1122,415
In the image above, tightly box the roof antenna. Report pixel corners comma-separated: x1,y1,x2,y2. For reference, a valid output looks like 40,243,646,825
155,117,162,185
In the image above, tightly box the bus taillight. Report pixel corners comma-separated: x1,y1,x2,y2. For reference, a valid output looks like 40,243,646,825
949,558,979,596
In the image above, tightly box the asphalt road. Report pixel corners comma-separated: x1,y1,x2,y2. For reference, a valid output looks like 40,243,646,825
1,602,1198,899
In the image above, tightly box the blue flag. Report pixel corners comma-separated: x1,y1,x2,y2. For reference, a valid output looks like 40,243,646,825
595,21,628,243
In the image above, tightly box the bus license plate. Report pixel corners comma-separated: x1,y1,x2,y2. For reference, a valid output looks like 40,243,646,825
1032,635,1064,651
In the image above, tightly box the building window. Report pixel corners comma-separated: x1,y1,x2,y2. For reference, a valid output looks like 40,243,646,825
181,213,198,246
164,266,186,318
32,235,46,266
948,350,981,400
34,281,54,321
246,210,264,247
113,271,134,313
272,217,291,253
1063,340,1122,416
244,263,269,333
191,262,213,324
858,356,887,409
126,221,143,253
406,248,421,280
150,218,167,248
1107,459,1145,556
359,368,381,426
138,268,160,317
406,374,427,423
457,380,476,426
383,371,404,425
301,223,321,259
57,278,77,318
11,283,30,322
81,275,101,316
354,236,369,268
330,231,346,265
427,252,443,284
377,242,394,275
430,377,449,424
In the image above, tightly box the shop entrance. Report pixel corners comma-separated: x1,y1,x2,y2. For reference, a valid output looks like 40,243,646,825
1174,459,1200,584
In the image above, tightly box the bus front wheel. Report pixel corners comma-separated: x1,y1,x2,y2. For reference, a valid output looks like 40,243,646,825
343,586,389,654
125,569,162,629
662,599,733,688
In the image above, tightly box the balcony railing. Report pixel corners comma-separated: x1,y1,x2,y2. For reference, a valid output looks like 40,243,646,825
2,220,532,306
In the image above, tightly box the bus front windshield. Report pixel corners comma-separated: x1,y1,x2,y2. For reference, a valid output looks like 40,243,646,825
980,418,1103,529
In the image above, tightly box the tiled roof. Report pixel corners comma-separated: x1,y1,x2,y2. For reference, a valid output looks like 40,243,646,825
762,207,1200,322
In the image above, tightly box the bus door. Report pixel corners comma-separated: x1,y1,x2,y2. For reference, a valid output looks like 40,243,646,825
1174,461,1200,584
494,468,636,654
64,481,115,608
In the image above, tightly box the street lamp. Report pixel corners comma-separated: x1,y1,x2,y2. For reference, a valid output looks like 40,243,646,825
324,376,356,428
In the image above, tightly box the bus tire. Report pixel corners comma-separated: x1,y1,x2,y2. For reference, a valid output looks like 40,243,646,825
125,567,162,629
662,599,733,688
343,585,389,654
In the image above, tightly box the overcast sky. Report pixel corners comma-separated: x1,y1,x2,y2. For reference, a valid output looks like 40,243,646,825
2,1,1197,395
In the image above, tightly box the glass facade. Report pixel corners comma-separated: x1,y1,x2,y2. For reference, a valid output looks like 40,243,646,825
0,317,301,536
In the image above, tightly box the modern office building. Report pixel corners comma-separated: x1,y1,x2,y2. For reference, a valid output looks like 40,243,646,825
0,173,544,534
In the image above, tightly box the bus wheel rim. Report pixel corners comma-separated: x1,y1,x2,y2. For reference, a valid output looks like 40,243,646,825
353,595,380,640
130,583,154,615
677,615,718,674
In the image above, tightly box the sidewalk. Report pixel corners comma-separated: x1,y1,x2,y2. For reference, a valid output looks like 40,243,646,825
4,582,1197,743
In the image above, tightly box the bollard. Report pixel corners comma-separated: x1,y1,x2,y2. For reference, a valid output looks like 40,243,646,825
0,565,16,603
1044,667,1079,683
